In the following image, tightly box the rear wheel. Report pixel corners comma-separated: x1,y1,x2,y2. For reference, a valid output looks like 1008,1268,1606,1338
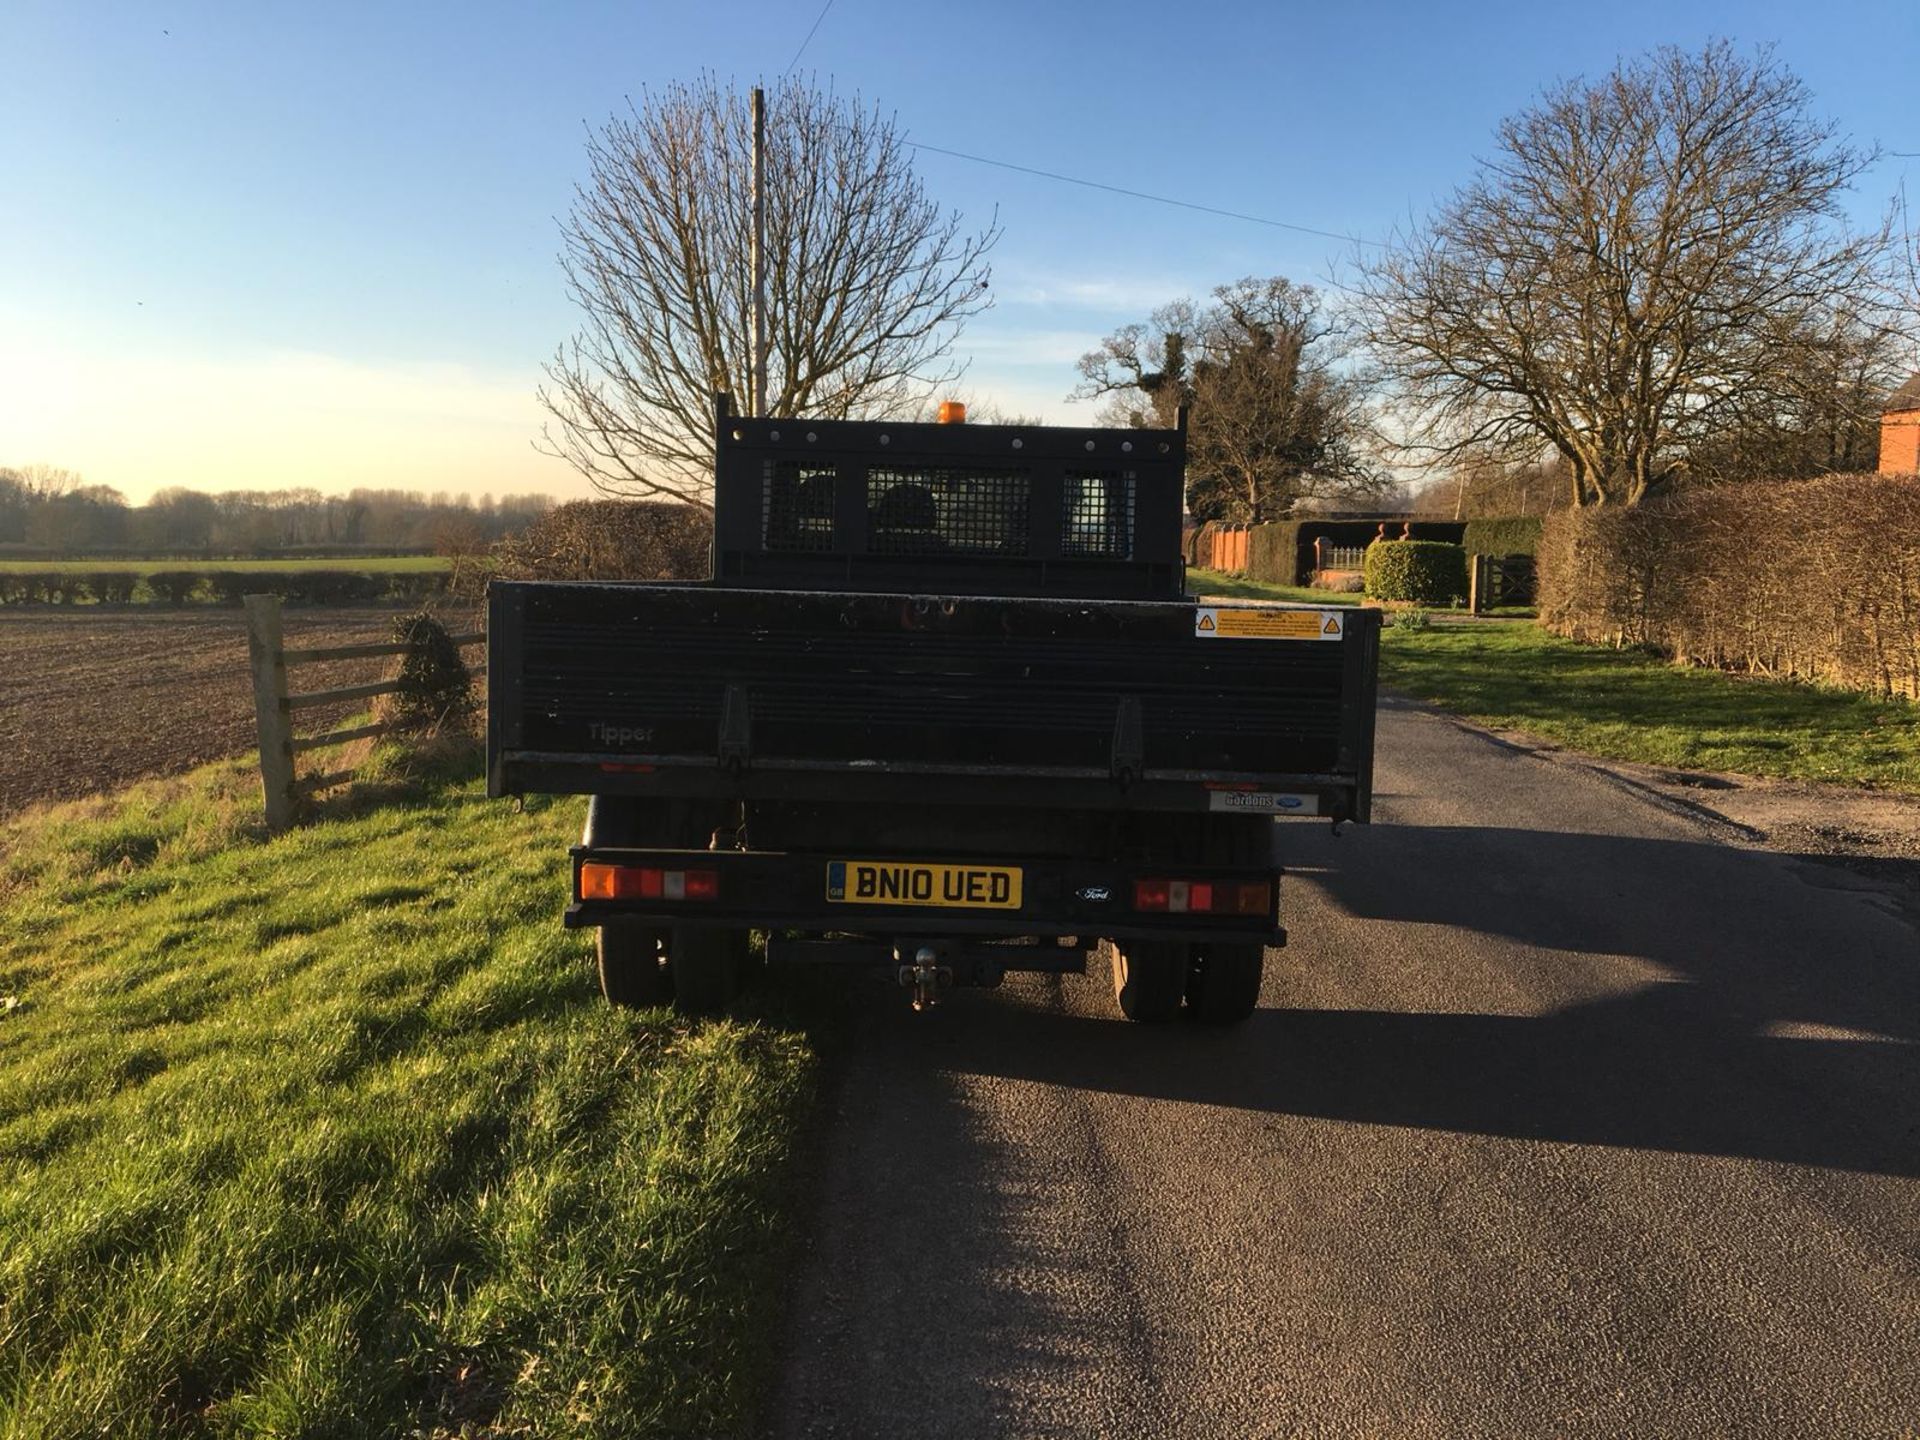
1111,939,1186,1022
670,926,746,1016
1185,942,1264,1025
597,922,671,1008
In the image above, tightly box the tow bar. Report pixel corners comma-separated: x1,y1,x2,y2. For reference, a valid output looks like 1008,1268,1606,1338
897,944,952,1011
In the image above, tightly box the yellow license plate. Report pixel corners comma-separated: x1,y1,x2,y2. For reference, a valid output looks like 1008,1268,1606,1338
825,860,1023,910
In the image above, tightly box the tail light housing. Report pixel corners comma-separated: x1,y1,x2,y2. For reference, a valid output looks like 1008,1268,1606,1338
579,863,721,903
1132,877,1271,916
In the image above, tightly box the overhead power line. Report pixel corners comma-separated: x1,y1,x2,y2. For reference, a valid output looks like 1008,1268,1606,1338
782,0,835,79
904,140,1384,247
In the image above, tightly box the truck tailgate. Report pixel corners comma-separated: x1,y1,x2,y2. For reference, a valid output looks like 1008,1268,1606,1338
488,581,1378,820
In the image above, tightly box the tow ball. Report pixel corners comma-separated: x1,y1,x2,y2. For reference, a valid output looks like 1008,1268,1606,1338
896,945,952,1012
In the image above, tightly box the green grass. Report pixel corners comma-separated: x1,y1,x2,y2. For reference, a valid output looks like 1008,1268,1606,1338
0,748,815,1437
1382,621,1920,791
1187,569,1363,605
1,557,450,574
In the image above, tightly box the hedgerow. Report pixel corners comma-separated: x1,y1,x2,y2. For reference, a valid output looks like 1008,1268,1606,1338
1462,515,1543,557
86,571,138,604
481,501,711,591
1537,474,1920,700
1247,521,1304,586
144,570,205,606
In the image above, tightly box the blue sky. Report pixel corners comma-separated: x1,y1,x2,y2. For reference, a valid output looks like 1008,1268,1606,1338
3,0,1915,501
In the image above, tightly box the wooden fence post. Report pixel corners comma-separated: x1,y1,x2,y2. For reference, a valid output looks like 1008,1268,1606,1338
1469,554,1488,615
244,594,297,831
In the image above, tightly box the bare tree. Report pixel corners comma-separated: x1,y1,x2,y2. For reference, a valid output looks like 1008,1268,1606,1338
1404,448,1573,519
13,464,82,501
1355,42,1898,508
539,76,1000,508
1687,306,1908,479
1075,277,1385,522
1898,187,1920,352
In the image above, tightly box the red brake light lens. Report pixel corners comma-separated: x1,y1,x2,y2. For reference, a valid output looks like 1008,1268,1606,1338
1132,876,1271,915
1133,878,1170,911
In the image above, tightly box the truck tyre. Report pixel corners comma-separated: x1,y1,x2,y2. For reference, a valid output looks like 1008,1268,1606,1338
1185,942,1264,1025
597,922,671,1008
669,926,743,1016
1111,939,1185,1022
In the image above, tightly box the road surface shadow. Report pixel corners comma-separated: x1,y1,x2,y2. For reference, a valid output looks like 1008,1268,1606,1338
1304,824,1918,1043
949,824,1920,1177
942,990,1918,1177
772,977,1155,1438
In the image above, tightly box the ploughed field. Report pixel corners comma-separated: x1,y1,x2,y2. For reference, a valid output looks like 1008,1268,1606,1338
0,608,444,815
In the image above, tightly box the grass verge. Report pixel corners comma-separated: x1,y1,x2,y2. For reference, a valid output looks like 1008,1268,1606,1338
0,746,815,1437
1187,569,1362,605
1382,621,1920,791
2,557,451,574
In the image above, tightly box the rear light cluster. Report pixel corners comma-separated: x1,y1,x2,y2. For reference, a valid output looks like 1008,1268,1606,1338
579,863,719,902
1132,878,1272,915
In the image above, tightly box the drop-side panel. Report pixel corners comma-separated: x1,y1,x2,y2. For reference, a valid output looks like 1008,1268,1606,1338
488,581,1378,817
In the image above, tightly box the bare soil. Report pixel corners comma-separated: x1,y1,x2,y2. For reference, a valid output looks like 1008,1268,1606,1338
0,608,469,817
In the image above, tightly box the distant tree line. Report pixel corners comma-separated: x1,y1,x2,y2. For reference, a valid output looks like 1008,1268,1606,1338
0,465,553,555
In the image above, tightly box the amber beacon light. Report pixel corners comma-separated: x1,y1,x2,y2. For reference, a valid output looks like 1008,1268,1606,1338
936,400,967,424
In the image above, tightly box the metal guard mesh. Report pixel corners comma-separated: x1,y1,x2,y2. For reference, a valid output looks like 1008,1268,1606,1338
867,467,1031,555
763,462,837,552
1062,469,1135,558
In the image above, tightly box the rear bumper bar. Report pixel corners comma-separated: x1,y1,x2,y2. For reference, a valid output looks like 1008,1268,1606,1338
565,844,1286,947
503,751,1357,822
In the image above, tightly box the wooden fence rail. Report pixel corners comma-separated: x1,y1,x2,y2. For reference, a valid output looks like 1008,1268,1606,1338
244,594,482,831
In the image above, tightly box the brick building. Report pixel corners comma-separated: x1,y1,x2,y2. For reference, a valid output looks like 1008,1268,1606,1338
1882,373,1920,474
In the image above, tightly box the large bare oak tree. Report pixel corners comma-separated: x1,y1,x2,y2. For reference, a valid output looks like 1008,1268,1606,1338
540,76,999,508
1074,276,1384,523
1355,42,1896,508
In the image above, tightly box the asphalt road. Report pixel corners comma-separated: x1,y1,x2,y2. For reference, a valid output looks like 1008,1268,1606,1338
770,699,1920,1439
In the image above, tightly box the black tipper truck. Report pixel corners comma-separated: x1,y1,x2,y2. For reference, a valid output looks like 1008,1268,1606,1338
487,396,1379,1022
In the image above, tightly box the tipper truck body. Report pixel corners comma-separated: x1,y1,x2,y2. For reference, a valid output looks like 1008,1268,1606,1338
488,397,1379,1021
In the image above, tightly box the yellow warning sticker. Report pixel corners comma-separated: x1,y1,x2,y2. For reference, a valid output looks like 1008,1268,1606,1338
1194,606,1343,640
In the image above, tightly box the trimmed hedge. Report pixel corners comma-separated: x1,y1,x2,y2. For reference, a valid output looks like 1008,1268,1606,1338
86,571,138,604
1462,515,1543,558
204,571,258,606
1291,517,1468,586
0,568,447,607
1247,521,1304,586
1363,540,1469,605
1538,474,1920,700
3,574,51,604
1187,521,1223,570
384,571,445,604
485,501,711,587
144,571,206,606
